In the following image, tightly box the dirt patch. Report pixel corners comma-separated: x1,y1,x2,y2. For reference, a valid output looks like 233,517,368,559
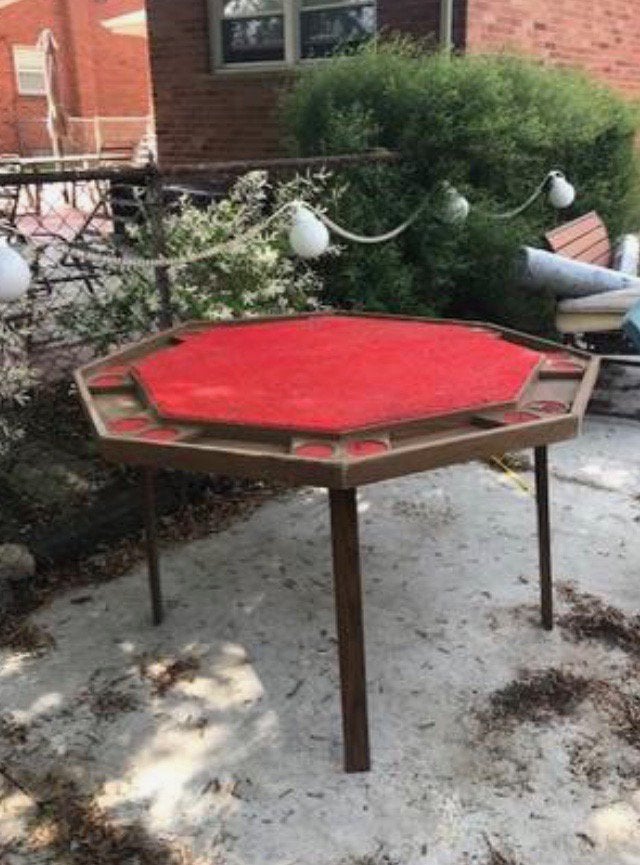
481,662,640,789
1,768,203,865
40,478,279,599
345,848,399,865
567,738,609,788
0,715,28,747
480,668,593,728
590,680,640,751
492,588,640,768
0,619,55,656
565,680,640,788
558,585,640,657
84,682,139,720
0,480,279,656
0,382,281,662
139,655,201,697
459,838,526,865
484,838,524,865
481,664,640,746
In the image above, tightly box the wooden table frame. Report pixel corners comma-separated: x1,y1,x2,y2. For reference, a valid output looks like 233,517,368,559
75,313,600,773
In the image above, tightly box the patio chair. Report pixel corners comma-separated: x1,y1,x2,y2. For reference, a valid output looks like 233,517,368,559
547,211,640,351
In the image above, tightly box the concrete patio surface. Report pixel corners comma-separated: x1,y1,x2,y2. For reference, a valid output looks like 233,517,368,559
2,405,640,864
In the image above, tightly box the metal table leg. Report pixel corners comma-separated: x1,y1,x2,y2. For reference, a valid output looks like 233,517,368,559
534,446,553,631
143,467,163,625
329,488,370,772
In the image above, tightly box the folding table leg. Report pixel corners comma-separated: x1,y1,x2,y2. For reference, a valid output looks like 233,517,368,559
534,446,553,631
329,488,370,772
143,467,163,626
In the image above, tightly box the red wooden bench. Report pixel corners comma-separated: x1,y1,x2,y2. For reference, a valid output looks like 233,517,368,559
545,210,612,268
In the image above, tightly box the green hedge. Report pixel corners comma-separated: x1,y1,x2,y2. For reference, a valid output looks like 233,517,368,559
285,40,640,332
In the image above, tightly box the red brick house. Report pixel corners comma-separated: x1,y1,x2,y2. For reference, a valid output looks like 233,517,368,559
0,0,151,157
146,0,640,167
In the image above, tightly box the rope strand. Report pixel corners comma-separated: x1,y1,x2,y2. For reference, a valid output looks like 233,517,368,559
486,172,551,220
318,199,429,244
2,197,429,270
1,171,561,270
0,201,296,270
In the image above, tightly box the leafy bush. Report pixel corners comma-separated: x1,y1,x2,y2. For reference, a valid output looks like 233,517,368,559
285,39,640,332
0,310,39,458
60,170,333,351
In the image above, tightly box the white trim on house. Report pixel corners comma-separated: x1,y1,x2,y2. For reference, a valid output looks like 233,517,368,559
0,0,29,9
101,10,148,39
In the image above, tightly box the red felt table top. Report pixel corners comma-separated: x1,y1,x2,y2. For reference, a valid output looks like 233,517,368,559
132,316,542,434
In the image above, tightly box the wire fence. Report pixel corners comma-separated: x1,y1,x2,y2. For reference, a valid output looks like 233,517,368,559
1,163,151,374
0,151,398,377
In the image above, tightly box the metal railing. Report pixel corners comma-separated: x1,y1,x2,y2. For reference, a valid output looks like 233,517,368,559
14,115,152,160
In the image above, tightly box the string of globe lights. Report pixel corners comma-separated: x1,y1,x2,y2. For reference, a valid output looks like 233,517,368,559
0,169,575,304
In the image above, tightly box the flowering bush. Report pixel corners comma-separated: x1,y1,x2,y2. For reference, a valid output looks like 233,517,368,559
60,170,335,351
0,314,39,458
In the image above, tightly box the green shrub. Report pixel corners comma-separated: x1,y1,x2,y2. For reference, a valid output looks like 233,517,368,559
285,39,640,332
0,306,40,458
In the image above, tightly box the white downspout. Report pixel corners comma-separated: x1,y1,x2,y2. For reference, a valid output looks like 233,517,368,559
440,0,454,51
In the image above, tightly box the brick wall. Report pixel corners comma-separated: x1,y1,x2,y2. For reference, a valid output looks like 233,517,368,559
0,0,67,153
148,0,457,166
0,0,150,156
90,0,152,119
149,0,640,167
147,0,282,165
466,0,640,95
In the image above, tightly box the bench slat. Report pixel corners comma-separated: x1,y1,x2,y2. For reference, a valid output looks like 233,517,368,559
590,249,614,267
545,211,605,251
556,229,610,263
545,210,612,267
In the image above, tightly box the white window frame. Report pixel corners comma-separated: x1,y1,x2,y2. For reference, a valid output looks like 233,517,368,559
13,45,47,96
208,0,376,72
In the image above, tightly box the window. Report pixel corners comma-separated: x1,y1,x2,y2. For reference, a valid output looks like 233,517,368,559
299,0,376,59
213,0,376,68
13,46,46,96
221,0,286,64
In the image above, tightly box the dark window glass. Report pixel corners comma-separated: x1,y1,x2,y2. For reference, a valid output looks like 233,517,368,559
300,2,375,59
222,1,284,64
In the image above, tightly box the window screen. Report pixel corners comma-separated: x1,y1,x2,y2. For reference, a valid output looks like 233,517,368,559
13,47,46,96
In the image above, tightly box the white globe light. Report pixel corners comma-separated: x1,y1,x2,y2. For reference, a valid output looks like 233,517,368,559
289,205,330,259
442,184,470,224
547,172,575,210
0,238,31,304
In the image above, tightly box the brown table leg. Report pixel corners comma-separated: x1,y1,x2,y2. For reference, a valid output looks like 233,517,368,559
534,446,553,631
329,488,370,772
143,467,163,626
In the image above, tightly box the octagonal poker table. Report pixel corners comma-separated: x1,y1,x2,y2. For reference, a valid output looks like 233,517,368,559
75,313,599,772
